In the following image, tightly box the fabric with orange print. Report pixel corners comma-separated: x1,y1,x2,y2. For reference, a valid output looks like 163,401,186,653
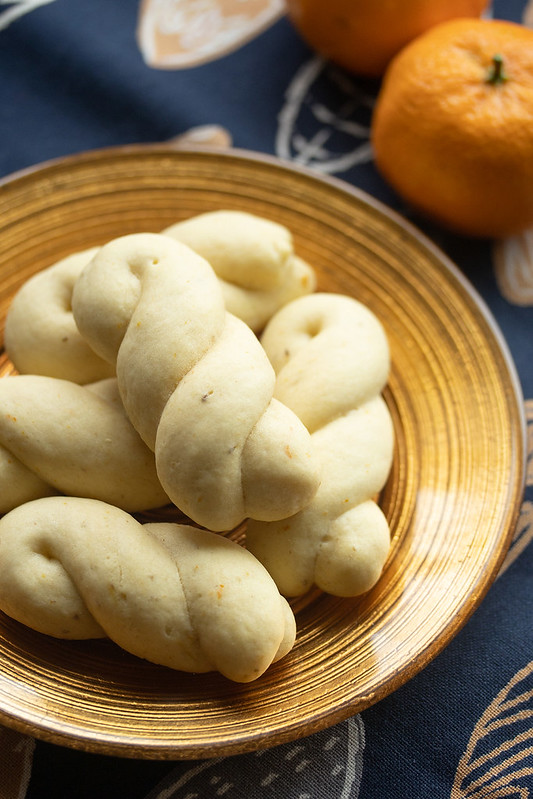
0,1,531,799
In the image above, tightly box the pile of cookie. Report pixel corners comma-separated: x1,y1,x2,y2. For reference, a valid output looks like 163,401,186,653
0,210,394,683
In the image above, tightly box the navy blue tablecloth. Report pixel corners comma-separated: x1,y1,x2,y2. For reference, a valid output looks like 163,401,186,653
1,2,532,797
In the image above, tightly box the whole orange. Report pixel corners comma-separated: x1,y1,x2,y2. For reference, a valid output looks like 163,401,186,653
371,18,533,239
284,0,487,77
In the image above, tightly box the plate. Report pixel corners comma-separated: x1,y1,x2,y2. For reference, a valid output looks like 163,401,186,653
0,146,526,759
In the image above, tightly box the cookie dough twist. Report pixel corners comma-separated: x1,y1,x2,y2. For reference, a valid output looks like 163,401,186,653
0,376,168,514
163,210,316,332
0,497,296,682
71,233,320,531
246,293,394,597
4,248,114,383
5,212,314,386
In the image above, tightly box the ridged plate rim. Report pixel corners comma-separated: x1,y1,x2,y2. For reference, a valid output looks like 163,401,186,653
0,144,526,760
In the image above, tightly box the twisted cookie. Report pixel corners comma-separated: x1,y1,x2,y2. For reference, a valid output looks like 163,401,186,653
0,496,296,682
72,233,320,531
247,293,394,597
163,210,316,332
0,376,168,514
5,212,314,387
4,248,114,383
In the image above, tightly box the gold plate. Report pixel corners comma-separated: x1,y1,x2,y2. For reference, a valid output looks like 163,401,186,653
0,146,526,759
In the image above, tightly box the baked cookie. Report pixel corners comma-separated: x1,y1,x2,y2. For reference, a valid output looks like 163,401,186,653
0,496,296,682
163,210,315,331
0,376,168,514
247,293,394,597
4,248,114,383
72,232,320,531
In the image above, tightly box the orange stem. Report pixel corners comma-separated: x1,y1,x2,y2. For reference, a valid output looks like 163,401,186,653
486,54,508,85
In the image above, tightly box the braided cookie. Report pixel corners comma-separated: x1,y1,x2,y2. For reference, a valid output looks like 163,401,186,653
0,376,168,514
72,232,320,532
0,496,296,682
246,293,394,598
163,210,316,332
4,213,313,385
4,248,114,384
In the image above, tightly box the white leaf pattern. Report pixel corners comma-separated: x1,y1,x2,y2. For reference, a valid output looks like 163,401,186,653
450,662,533,798
144,715,365,799
493,232,533,307
0,0,55,31
166,124,232,149
276,57,374,174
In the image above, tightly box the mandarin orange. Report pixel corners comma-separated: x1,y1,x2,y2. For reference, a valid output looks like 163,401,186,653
371,18,533,238
284,0,487,77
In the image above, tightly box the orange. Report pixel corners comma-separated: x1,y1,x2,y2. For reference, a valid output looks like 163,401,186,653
371,19,533,239
284,0,487,77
